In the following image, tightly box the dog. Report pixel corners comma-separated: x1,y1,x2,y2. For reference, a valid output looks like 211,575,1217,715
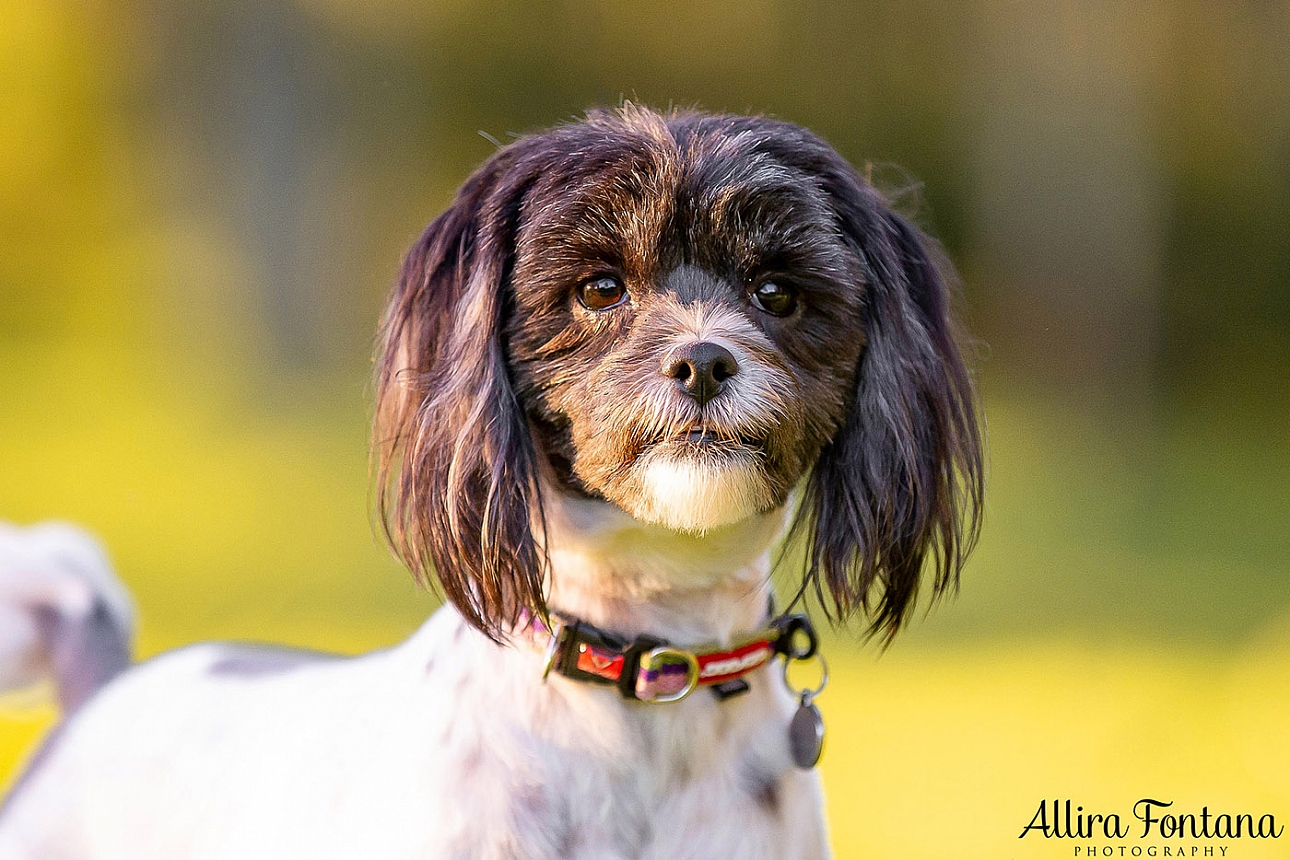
0,104,982,859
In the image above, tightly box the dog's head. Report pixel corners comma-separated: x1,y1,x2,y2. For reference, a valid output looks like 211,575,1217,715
374,105,982,642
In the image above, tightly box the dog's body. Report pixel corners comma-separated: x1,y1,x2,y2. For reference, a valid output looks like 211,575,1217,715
0,106,981,859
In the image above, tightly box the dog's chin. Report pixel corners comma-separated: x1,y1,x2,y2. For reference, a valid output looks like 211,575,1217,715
618,442,779,534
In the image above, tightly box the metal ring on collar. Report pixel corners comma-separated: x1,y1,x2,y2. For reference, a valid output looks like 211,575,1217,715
782,650,829,699
640,646,701,703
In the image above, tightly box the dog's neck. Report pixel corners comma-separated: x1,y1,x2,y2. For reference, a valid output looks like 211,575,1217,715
538,488,789,645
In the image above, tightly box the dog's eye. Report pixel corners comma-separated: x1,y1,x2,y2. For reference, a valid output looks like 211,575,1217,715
577,276,628,311
750,280,798,317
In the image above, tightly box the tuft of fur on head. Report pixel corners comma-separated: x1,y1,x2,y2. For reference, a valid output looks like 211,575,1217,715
373,104,983,643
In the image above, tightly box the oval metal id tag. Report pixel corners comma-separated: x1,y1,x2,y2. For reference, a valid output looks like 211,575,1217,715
789,694,825,769
782,647,829,770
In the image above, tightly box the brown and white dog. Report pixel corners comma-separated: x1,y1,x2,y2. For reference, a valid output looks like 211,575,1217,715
0,105,982,859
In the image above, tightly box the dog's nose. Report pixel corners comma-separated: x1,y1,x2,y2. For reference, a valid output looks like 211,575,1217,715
662,342,739,407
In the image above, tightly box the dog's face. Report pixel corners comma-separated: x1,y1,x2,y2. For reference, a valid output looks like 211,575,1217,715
505,126,867,534
375,106,982,641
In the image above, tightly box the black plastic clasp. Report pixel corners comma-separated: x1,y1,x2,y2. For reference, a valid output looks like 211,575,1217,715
550,620,633,688
770,613,818,660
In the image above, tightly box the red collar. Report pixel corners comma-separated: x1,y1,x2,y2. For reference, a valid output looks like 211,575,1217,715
523,610,818,703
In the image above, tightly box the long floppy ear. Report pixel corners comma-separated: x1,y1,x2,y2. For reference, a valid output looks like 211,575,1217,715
798,180,984,643
373,151,546,640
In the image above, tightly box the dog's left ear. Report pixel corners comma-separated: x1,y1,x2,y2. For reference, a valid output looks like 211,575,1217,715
372,150,547,640
799,176,984,643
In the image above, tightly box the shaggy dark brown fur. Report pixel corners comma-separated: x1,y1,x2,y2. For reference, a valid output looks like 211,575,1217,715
374,104,983,642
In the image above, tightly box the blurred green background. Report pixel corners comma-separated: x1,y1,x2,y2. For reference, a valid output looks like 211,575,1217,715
2,0,1288,856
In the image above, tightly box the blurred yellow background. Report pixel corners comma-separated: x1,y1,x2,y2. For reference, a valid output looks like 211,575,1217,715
2,0,1288,856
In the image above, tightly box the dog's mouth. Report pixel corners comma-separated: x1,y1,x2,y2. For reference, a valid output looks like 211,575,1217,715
661,425,764,453
680,427,720,444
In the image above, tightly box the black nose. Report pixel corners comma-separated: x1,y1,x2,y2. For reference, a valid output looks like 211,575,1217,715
663,342,739,407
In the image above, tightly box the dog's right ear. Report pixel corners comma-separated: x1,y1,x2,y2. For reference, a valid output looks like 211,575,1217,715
373,150,547,640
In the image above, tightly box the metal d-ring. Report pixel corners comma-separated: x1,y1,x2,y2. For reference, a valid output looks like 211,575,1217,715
781,650,829,700
641,646,701,703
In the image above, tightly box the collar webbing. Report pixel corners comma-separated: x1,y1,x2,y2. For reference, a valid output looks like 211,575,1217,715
524,609,818,703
